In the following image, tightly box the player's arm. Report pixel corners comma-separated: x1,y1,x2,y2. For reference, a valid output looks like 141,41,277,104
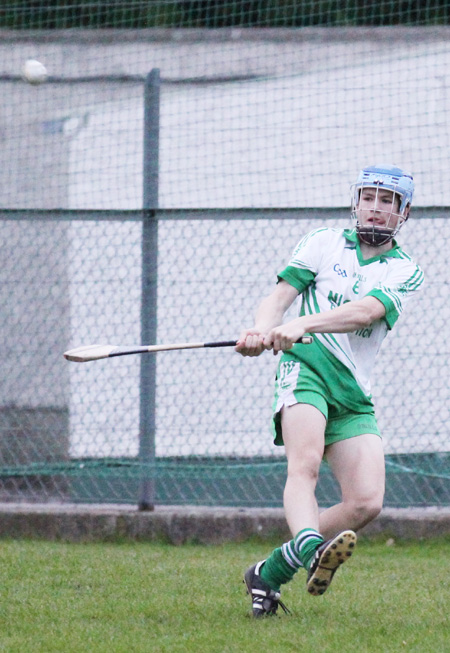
235,280,299,357
265,296,386,354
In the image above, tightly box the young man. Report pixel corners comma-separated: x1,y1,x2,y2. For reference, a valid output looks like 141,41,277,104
236,164,424,617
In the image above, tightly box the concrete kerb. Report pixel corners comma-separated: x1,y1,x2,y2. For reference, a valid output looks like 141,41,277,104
0,504,448,544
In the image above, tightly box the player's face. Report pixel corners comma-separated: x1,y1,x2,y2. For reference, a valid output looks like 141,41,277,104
356,188,402,229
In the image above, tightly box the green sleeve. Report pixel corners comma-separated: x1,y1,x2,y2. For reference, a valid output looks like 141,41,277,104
366,289,398,330
277,266,316,294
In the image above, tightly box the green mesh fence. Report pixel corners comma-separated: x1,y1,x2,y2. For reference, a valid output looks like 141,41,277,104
0,2,448,507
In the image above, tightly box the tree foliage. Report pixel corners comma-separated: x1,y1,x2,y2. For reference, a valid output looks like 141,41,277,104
1,1,449,29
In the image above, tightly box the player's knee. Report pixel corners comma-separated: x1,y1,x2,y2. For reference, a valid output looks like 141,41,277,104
362,496,383,522
286,453,322,483
350,493,383,526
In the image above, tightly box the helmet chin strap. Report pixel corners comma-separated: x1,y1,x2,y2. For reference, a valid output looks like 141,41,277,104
356,224,395,247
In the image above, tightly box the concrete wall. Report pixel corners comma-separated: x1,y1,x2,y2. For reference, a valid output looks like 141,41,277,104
1,28,450,209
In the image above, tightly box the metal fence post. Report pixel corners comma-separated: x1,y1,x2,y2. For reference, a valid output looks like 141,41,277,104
139,68,160,510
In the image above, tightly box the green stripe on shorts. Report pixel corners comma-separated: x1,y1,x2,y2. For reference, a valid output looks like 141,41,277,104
271,356,380,446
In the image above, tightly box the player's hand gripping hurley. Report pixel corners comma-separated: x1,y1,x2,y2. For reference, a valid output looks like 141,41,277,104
63,336,313,363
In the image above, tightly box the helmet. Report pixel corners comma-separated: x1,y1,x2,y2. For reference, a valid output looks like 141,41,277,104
351,164,414,246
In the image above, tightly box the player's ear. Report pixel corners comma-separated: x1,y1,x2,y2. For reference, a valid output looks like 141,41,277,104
404,204,411,221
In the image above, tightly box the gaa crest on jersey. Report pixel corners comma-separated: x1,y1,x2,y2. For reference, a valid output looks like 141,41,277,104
333,263,348,277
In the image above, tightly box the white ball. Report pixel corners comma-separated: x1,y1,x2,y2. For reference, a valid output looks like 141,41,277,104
22,59,48,85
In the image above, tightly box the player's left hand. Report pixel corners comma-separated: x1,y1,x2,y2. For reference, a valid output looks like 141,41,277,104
264,320,307,354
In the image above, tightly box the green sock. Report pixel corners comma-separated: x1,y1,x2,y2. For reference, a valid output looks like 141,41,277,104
259,547,298,592
294,528,324,570
259,529,325,591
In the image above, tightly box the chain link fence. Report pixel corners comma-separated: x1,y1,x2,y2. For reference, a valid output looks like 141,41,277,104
0,10,449,506
0,209,448,507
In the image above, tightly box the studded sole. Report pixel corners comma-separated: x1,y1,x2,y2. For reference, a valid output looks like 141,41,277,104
306,530,357,596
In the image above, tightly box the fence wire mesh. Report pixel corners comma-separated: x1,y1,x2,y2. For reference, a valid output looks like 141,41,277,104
0,2,448,506
0,210,448,506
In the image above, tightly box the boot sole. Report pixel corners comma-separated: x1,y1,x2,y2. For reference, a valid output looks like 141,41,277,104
307,530,357,596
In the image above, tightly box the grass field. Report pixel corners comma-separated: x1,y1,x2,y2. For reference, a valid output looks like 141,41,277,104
0,536,447,652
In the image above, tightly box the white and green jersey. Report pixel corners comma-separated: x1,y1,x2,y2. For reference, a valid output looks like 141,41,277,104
278,228,424,402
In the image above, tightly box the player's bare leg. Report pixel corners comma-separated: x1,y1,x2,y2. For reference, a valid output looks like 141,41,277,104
281,403,357,596
244,403,327,613
318,434,385,539
282,403,326,536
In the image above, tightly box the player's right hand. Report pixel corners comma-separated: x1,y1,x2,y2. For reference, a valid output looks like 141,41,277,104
235,330,266,357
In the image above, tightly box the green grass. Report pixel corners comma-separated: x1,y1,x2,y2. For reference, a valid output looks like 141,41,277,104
0,537,447,652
